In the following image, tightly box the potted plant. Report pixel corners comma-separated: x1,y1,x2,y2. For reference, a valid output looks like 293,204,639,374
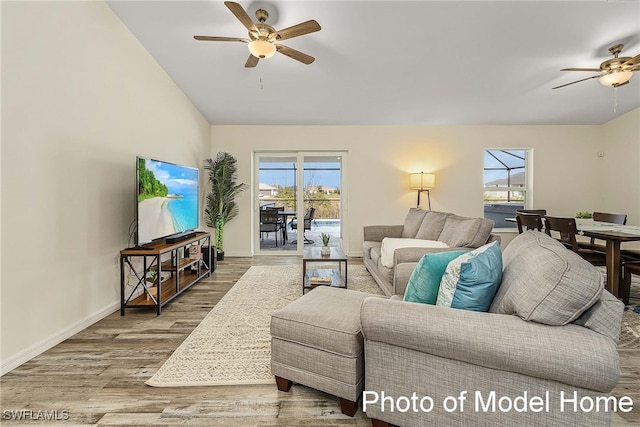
204,152,247,261
321,232,331,256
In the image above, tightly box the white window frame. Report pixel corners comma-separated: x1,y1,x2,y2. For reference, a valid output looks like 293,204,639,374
483,148,533,229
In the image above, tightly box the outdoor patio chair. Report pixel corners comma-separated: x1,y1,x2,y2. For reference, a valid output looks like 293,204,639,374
290,207,316,244
260,209,282,247
544,216,606,267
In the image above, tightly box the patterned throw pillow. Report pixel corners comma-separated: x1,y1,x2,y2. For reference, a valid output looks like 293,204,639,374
403,250,469,305
436,241,502,312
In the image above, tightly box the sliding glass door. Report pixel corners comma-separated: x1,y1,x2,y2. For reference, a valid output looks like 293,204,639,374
254,152,344,255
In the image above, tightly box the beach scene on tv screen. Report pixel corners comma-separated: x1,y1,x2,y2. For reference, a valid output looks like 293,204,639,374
137,158,198,243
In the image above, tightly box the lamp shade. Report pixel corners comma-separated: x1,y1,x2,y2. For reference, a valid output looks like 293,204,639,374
409,172,435,190
599,71,633,87
248,38,276,59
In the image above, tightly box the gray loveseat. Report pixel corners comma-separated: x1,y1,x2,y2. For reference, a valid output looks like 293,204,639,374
363,208,499,296
361,231,624,426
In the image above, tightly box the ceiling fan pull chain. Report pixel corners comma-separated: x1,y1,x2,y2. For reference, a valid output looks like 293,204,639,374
613,86,618,113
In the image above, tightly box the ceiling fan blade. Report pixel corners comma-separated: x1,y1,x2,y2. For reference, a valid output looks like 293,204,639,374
275,44,315,64
194,35,249,43
224,1,258,35
552,74,601,89
272,20,321,41
245,54,259,68
630,64,640,72
560,67,602,72
623,53,640,67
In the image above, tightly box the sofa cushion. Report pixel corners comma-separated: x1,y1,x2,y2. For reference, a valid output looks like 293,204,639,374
438,215,494,248
380,238,449,269
414,211,451,240
370,246,381,266
490,231,603,326
401,208,427,238
436,241,502,311
362,241,381,261
403,250,468,305
572,289,624,343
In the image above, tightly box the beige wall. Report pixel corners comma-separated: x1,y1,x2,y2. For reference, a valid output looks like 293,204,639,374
600,109,640,225
211,114,639,256
1,1,211,372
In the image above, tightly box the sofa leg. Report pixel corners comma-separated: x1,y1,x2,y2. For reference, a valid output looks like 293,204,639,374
275,376,292,392
340,398,358,417
370,419,389,427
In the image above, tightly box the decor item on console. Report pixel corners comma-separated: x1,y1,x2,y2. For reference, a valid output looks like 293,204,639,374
362,208,498,296
320,232,331,256
361,230,625,426
409,172,435,209
204,152,247,261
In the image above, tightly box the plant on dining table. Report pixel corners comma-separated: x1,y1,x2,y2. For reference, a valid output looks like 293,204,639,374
576,211,593,219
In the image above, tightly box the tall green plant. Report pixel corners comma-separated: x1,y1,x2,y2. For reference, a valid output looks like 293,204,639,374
204,152,247,253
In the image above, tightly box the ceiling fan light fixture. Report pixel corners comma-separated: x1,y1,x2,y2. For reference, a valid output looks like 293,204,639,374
599,70,633,87
248,38,276,59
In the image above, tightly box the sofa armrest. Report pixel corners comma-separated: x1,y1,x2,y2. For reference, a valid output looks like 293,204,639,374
393,262,417,296
363,225,403,242
360,297,620,392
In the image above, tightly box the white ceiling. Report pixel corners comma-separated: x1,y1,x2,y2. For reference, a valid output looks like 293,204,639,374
107,1,640,126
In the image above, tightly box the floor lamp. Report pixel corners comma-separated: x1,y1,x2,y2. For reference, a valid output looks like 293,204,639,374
409,172,435,210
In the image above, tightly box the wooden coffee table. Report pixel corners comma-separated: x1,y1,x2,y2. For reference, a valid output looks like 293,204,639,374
302,246,348,294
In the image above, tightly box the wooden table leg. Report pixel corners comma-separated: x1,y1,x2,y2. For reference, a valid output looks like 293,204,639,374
605,240,622,297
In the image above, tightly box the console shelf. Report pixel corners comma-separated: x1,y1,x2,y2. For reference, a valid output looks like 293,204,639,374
120,232,212,315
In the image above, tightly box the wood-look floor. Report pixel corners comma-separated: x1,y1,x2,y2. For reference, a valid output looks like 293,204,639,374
1,256,639,426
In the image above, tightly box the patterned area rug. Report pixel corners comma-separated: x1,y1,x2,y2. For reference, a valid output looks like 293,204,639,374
619,278,640,349
147,264,639,387
146,264,383,387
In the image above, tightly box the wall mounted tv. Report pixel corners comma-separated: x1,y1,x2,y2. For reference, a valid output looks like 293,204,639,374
136,157,199,245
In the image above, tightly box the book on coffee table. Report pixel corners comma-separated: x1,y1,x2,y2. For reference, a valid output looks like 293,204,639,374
308,276,332,285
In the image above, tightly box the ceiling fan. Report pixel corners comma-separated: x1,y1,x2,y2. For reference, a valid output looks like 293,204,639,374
193,1,321,68
552,44,640,89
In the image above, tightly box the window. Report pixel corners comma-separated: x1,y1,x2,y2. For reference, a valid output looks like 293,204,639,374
483,149,530,228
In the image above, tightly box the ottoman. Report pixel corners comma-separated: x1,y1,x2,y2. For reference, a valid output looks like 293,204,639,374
270,286,381,416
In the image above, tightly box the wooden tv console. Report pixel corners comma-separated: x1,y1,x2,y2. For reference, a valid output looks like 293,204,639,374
120,232,212,315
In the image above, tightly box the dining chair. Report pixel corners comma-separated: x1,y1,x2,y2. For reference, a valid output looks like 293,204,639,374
593,211,627,225
515,213,543,234
516,209,547,216
622,261,640,305
581,211,628,250
543,216,607,267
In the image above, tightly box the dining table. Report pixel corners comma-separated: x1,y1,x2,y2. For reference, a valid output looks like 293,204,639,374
577,222,640,300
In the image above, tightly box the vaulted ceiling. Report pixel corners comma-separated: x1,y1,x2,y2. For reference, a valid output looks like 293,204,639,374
107,1,640,126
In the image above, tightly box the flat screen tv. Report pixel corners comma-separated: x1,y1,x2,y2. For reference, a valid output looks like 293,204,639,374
136,157,199,245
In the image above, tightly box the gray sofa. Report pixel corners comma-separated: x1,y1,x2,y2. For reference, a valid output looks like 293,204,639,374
361,231,624,426
363,208,499,296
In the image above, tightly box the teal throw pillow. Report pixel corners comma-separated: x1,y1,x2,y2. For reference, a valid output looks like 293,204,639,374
436,241,503,312
403,250,469,304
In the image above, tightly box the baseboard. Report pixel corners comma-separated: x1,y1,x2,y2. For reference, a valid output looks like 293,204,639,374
0,301,120,375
